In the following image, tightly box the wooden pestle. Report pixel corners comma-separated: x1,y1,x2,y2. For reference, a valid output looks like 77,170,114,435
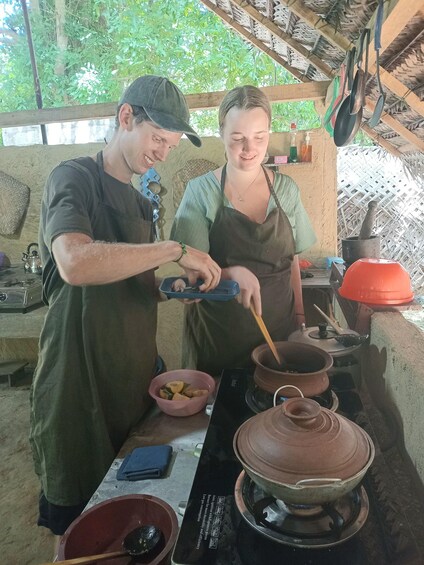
359,200,378,239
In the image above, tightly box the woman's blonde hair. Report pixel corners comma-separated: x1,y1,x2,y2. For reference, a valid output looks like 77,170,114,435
218,85,272,134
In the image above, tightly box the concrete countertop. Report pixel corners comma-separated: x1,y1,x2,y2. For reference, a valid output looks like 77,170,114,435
300,268,332,288
86,402,211,525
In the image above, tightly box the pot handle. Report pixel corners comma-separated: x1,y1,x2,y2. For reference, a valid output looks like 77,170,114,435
294,478,342,487
273,385,304,407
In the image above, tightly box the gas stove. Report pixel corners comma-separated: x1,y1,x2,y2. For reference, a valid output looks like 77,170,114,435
172,368,424,564
0,265,43,312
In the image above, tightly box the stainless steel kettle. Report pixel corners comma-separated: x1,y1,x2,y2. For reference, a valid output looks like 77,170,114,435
22,242,42,274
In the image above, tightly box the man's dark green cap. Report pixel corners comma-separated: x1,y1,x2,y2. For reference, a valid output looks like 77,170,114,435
119,75,201,147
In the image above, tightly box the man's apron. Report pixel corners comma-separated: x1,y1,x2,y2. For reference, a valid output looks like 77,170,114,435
182,165,296,375
30,153,158,506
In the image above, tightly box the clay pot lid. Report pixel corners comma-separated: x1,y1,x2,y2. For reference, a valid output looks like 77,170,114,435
234,398,372,485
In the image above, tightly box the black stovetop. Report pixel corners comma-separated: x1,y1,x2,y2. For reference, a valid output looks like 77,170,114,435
172,369,424,565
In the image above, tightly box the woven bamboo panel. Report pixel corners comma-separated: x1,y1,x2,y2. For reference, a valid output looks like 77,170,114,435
172,159,219,211
337,147,424,294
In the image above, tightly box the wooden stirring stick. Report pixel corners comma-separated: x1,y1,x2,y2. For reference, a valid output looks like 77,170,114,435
249,304,282,365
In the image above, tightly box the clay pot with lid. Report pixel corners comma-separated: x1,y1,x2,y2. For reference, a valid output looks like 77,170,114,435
233,397,374,505
252,341,333,398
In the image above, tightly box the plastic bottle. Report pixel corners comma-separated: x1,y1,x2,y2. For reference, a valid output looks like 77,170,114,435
289,122,298,163
300,131,312,163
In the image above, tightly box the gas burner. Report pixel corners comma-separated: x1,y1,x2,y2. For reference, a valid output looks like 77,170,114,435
245,378,339,414
0,265,43,312
235,471,369,549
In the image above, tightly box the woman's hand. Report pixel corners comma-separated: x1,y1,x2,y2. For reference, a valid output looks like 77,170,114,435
222,265,262,316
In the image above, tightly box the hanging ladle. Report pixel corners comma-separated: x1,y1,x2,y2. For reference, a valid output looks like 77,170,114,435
368,0,386,128
41,524,163,565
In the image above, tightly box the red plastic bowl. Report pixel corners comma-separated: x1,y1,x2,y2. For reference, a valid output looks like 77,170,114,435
149,369,215,417
339,258,414,305
57,494,178,565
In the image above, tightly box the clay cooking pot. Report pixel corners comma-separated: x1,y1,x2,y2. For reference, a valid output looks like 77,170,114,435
234,397,374,505
251,341,333,398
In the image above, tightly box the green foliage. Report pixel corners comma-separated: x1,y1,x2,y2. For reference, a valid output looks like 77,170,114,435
0,0,370,143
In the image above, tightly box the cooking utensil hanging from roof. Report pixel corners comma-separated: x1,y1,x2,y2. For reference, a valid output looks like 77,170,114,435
349,28,370,115
323,49,354,134
368,0,386,128
334,29,371,147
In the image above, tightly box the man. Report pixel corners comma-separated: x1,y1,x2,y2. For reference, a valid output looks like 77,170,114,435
29,75,221,538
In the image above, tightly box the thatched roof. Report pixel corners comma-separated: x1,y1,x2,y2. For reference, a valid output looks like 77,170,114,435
200,0,424,156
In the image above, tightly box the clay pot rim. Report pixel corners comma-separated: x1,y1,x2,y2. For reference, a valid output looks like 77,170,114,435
251,341,333,376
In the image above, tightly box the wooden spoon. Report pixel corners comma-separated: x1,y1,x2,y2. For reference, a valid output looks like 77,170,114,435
40,550,127,564
250,304,282,366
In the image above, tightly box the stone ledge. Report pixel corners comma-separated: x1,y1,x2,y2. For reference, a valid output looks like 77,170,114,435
364,311,424,484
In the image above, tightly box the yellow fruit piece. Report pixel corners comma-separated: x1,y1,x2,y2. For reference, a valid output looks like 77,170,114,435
173,392,189,401
186,388,208,397
159,387,173,400
165,380,185,394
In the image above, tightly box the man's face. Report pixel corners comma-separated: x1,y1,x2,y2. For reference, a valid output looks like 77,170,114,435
122,112,183,175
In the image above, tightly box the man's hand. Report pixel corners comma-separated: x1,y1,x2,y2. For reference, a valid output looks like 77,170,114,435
222,265,262,316
177,245,221,291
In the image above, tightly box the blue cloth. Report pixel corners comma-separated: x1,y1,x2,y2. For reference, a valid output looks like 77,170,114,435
116,445,172,481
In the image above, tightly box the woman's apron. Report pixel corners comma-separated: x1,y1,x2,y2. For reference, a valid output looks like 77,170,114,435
30,152,158,506
183,165,296,376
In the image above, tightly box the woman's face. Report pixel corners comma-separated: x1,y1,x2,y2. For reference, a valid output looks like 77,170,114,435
221,106,270,171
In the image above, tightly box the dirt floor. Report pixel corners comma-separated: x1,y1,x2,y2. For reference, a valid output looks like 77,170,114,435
0,376,54,565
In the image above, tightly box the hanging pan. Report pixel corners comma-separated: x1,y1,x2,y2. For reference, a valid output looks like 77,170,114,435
331,64,346,128
349,29,370,115
323,75,339,136
324,49,353,131
334,29,370,147
368,0,386,128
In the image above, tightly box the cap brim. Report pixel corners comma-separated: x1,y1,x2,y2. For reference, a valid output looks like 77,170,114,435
144,108,202,147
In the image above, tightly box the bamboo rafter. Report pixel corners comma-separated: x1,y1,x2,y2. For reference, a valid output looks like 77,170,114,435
0,82,331,128
200,0,310,82
361,124,403,157
231,0,335,77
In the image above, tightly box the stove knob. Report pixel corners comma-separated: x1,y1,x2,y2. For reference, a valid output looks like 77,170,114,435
0,292,7,302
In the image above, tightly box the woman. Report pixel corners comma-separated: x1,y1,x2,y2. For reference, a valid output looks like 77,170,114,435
171,85,316,375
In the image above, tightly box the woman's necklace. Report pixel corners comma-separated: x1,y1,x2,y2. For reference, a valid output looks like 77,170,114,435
228,168,262,202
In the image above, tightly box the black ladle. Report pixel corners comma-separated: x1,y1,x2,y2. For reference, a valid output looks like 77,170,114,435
335,333,369,347
44,525,163,565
